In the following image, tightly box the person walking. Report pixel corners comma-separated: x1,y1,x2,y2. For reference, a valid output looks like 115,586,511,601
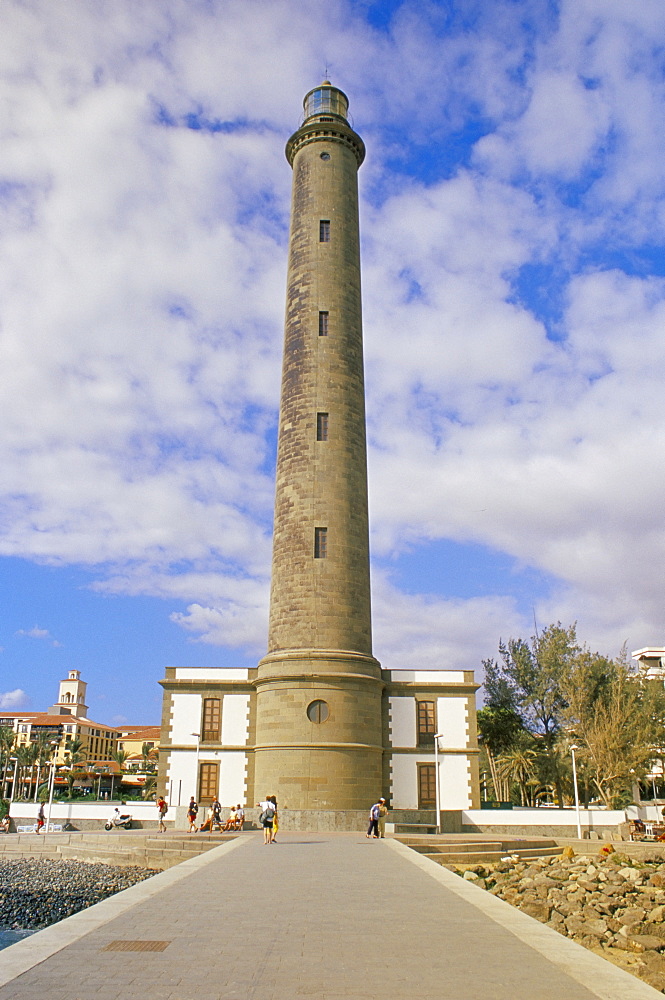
187,796,199,832
268,795,278,843
157,795,168,832
211,797,222,831
378,798,388,838
36,802,45,834
256,796,276,844
366,798,384,839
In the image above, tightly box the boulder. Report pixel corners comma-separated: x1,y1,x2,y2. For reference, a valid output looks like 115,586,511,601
627,934,664,953
617,907,647,927
519,901,551,923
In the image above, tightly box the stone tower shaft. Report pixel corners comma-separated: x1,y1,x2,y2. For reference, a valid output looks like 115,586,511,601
268,84,372,657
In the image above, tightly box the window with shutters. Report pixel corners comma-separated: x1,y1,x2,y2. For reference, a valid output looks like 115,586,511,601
418,764,436,809
417,701,436,747
199,762,219,803
202,698,221,742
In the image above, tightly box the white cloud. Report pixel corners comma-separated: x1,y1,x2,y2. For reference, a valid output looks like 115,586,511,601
0,689,29,709
15,627,61,647
371,571,528,672
1,0,665,678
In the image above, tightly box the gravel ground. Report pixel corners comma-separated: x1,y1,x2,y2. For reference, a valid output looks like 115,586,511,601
0,858,160,931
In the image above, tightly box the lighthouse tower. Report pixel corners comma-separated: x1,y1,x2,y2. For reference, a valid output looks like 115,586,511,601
252,82,383,809
158,83,480,820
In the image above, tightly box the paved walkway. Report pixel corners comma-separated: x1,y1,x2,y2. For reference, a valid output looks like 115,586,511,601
0,832,660,1000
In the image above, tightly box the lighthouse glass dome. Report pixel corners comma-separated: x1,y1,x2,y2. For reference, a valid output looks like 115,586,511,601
303,84,348,121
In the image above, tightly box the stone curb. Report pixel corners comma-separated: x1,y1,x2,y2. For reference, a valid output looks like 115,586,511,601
0,833,251,988
386,839,662,1000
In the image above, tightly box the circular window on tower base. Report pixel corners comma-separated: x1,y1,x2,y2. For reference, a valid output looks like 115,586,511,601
307,699,329,723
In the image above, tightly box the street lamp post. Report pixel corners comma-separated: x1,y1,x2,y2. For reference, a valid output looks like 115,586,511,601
191,733,200,805
570,744,582,840
7,758,18,806
45,741,60,835
434,733,444,835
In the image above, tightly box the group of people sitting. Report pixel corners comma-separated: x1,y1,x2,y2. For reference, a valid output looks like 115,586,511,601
187,797,244,833
0,814,10,833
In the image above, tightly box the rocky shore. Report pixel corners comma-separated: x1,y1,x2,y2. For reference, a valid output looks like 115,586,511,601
449,847,665,993
0,858,160,931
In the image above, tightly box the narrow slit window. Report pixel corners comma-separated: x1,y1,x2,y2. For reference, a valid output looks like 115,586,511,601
319,220,330,242
314,527,328,559
318,311,329,336
317,413,329,441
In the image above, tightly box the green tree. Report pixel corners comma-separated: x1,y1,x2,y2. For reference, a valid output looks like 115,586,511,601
484,623,579,804
477,657,526,800
499,623,579,738
564,653,665,807
63,738,88,799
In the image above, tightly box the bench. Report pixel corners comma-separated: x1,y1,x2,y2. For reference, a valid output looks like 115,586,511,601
16,823,63,834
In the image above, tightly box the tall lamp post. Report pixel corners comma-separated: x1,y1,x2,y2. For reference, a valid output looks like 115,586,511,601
45,741,60,835
191,733,200,804
434,733,444,835
7,758,18,806
570,744,582,840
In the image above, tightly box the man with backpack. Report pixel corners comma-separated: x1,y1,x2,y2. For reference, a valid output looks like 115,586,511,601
256,796,276,844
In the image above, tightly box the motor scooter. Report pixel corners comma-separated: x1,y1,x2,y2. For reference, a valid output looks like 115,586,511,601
105,809,132,830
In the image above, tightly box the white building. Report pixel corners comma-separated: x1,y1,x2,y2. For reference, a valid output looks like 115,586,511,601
159,665,479,815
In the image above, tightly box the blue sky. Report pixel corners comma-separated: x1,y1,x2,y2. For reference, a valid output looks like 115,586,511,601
2,0,665,724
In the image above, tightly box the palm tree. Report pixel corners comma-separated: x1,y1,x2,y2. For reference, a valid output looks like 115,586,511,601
20,742,39,800
496,742,539,806
141,776,157,800
63,738,88,799
0,727,16,798
111,748,129,772
32,734,56,800
140,742,158,773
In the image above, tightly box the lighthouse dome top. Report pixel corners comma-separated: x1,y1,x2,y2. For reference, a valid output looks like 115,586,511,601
302,82,349,123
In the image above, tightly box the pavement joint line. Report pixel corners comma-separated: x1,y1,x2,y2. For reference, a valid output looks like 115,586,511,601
386,839,662,1000
0,833,252,989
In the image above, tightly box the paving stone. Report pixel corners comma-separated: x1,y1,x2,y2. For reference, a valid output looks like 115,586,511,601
0,834,657,1000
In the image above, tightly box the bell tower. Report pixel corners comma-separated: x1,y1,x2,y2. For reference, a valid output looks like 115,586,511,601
253,82,383,809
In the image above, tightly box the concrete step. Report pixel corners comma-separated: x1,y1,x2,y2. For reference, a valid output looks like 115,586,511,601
393,823,437,834
421,847,563,865
395,836,562,866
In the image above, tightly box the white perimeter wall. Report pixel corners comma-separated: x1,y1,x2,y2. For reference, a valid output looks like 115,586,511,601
463,809,627,827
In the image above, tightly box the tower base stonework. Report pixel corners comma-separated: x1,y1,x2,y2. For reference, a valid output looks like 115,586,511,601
253,649,383,810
